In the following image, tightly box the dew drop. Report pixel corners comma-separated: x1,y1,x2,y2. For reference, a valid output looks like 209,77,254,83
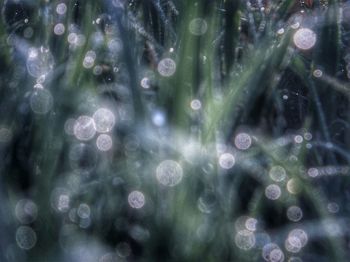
156,160,183,187
16,226,37,250
293,28,316,50
128,191,145,209
157,58,176,77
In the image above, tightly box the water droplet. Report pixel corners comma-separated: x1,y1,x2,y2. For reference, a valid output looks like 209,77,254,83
235,230,256,250
56,3,67,15
157,58,176,77
287,206,303,222
96,134,113,151
219,153,235,169
277,28,285,35
265,184,281,200
294,135,303,144
189,18,208,36
54,23,65,35
15,199,38,224
313,69,323,78
77,203,91,219
73,116,96,141
190,99,202,110
287,179,301,194
50,188,71,213
307,167,319,177
26,47,54,78
92,108,116,133
262,243,283,261
140,77,151,89
293,28,316,50
16,226,37,250
234,133,252,150
128,191,145,209
269,166,287,182
288,229,308,248
156,160,183,187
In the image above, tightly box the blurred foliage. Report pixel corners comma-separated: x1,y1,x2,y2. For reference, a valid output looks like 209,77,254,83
0,0,350,261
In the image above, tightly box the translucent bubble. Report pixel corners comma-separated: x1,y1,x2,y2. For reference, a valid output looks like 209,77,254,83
288,229,308,247
69,143,97,174
285,236,302,253
294,135,303,144
0,126,12,143
313,69,323,78
79,217,91,228
304,132,312,141
219,153,235,169
262,243,282,261
307,167,319,177
68,33,78,44
234,133,252,150
269,166,287,182
50,188,71,213
16,226,37,250
128,191,145,209
83,56,95,69
265,184,281,200
15,199,38,224
73,116,96,141
269,248,285,262
56,3,67,15
277,28,285,35
30,88,53,114
156,160,183,187
235,230,255,250
96,134,113,152
77,203,91,219
93,65,103,75
190,99,202,110
92,108,116,133
189,18,208,35
157,58,176,77
287,206,303,222
140,77,151,89
245,217,258,232
54,23,65,35
26,47,54,78
235,216,250,231
287,179,301,194
293,28,316,50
